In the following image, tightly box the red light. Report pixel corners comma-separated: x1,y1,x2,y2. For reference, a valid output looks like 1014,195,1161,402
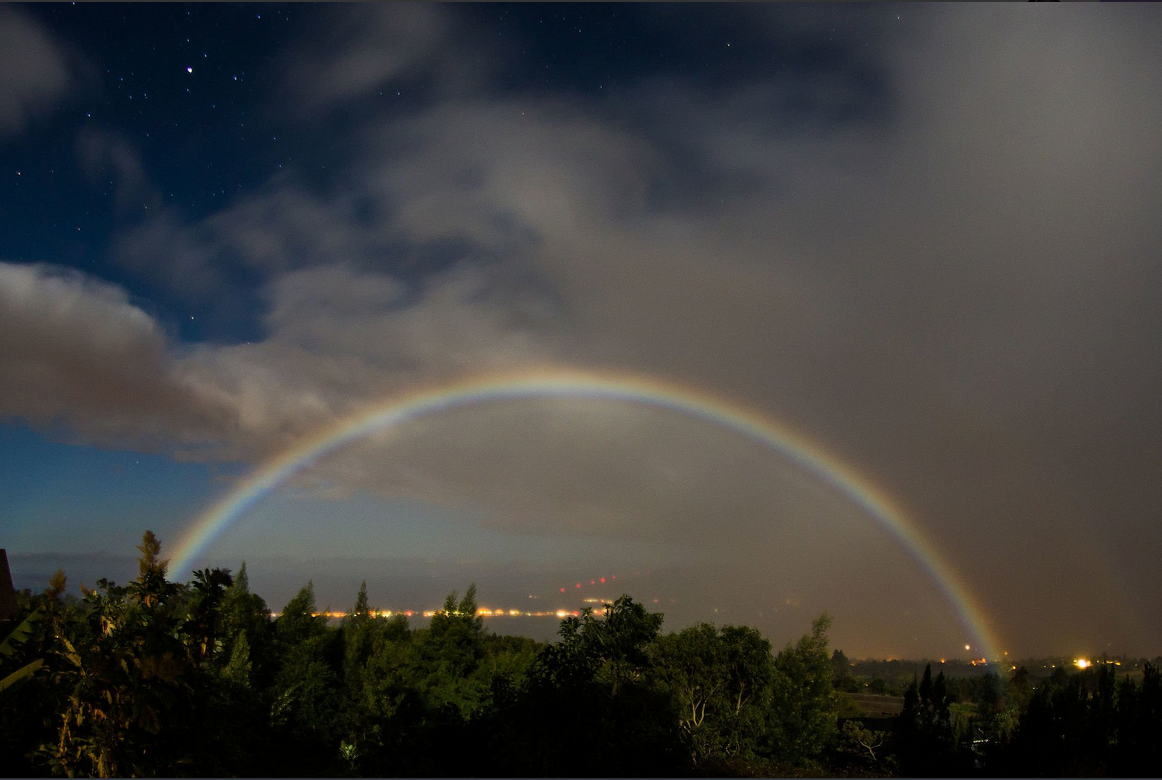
611,575,616,579
600,577,605,583
560,587,565,593
590,580,595,585
575,583,581,588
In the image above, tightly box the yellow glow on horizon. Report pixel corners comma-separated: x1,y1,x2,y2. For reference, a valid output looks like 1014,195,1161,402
1075,658,1091,669
281,604,617,621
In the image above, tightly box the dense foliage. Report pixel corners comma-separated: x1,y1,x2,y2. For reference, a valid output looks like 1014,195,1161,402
1,532,1160,777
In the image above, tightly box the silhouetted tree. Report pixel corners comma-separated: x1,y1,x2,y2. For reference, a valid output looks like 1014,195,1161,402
766,614,838,766
45,531,194,777
21,530,1162,778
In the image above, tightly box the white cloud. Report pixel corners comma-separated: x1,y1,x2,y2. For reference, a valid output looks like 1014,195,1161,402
76,128,161,214
0,8,73,136
0,262,227,449
281,4,493,113
114,211,231,300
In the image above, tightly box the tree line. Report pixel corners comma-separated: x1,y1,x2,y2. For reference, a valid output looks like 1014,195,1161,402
1,531,1159,777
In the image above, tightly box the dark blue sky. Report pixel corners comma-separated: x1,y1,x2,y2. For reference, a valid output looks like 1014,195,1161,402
2,3,1161,659
5,3,890,342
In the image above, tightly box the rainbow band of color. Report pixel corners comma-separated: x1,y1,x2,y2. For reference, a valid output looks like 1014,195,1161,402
171,367,1001,659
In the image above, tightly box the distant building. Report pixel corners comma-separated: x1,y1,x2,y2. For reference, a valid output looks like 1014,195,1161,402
0,549,18,625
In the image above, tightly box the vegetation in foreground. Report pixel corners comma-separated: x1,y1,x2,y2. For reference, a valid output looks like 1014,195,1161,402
1,531,1160,777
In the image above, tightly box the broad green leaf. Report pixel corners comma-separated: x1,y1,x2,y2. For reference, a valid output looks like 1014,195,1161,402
0,608,44,658
0,658,44,694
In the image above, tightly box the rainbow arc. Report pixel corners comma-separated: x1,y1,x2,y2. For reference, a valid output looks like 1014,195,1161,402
170,366,1002,660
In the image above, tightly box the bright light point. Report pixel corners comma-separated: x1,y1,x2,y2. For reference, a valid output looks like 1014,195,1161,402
186,66,193,73
965,644,971,651
1075,658,1091,669
575,583,581,588
600,577,606,583
559,587,565,593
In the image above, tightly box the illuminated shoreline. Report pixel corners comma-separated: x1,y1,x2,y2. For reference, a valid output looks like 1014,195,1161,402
270,607,596,620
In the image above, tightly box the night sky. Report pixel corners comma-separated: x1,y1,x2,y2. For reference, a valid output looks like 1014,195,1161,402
3,4,1162,659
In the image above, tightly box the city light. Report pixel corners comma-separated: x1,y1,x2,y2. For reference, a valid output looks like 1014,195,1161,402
276,605,605,621
1075,658,1091,669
